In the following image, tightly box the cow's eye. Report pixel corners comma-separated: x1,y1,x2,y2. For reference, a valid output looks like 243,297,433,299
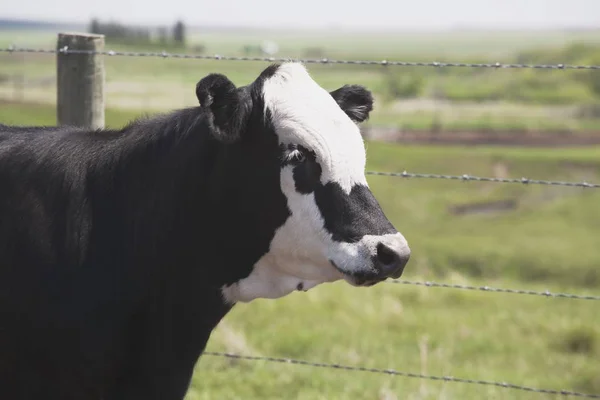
288,149,306,164
290,150,306,164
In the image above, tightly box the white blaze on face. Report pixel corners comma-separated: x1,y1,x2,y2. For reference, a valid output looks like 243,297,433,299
263,63,368,194
221,63,408,304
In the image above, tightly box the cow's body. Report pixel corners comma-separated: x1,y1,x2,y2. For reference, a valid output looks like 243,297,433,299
0,63,410,399
0,113,238,399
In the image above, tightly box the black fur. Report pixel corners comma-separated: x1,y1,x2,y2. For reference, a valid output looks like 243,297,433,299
281,144,322,194
284,145,396,243
315,183,396,242
329,85,374,123
0,63,390,400
0,68,288,399
195,73,250,143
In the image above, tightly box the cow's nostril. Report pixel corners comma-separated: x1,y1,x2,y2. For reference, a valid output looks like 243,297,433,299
375,242,409,278
376,242,398,267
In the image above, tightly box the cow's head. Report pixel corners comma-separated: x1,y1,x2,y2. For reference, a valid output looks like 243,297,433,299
196,63,410,303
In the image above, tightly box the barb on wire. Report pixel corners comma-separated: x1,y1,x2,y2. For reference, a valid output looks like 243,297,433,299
389,280,600,301
203,351,600,398
2,47,600,70
366,170,600,188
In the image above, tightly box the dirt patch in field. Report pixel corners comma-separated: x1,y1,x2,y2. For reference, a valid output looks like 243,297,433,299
363,126,600,147
449,199,518,216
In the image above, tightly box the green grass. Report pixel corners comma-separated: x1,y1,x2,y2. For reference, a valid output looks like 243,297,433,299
2,102,600,399
0,30,56,48
2,28,600,133
0,101,142,128
191,140,600,399
4,28,600,59
191,280,600,400
367,142,600,287
184,29,600,60
370,106,600,132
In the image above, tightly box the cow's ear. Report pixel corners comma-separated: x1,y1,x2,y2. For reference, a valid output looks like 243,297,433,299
196,73,249,143
329,85,374,123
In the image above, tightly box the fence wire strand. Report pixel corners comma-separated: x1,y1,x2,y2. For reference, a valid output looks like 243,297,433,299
5,46,599,190
389,280,600,301
3,41,600,399
2,46,600,70
203,351,600,398
366,171,600,188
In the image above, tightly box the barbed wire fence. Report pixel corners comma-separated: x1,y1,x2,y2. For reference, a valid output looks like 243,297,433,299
202,352,600,399
388,279,600,301
1,33,599,398
2,46,600,69
366,171,600,188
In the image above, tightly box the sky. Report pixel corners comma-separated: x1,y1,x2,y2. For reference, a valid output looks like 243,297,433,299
1,0,599,30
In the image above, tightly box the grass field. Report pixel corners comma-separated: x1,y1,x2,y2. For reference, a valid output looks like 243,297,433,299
2,103,600,399
4,28,600,58
2,28,600,132
194,142,600,399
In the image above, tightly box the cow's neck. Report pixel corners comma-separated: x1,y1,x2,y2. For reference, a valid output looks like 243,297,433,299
97,110,238,374
111,108,290,307
108,109,257,294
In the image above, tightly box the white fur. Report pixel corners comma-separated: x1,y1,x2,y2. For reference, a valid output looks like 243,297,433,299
262,63,368,194
221,63,409,304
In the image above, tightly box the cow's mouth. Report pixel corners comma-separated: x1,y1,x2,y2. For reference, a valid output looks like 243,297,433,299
329,260,388,287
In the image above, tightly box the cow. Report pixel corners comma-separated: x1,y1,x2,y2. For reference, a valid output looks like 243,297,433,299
0,62,410,400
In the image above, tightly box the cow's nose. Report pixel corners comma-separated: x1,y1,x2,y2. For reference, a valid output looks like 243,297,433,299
374,242,410,279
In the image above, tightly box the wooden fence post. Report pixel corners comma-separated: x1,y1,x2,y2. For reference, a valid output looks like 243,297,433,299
56,32,105,129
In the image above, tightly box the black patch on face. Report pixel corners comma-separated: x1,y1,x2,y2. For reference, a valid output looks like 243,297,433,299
314,183,397,243
281,144,322,194
280,142,396,243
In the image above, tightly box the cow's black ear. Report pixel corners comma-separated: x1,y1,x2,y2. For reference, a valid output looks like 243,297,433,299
196,73,248,143
329,85,374,123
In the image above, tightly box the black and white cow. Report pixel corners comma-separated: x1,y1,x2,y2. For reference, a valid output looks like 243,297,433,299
0,62,410,399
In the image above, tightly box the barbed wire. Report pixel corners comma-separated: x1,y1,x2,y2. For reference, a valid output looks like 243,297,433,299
366,171,600,188
203,351,600,398
2,46,600,70
2,46,599,190
3,42,599,399
389,280,600,301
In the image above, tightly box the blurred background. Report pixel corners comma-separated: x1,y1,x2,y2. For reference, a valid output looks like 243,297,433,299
1,1,599,399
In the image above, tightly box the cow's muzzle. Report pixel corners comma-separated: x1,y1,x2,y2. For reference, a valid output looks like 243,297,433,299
329,233,411,287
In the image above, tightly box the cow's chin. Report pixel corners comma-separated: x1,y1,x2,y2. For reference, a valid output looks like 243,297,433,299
328,260,389,287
